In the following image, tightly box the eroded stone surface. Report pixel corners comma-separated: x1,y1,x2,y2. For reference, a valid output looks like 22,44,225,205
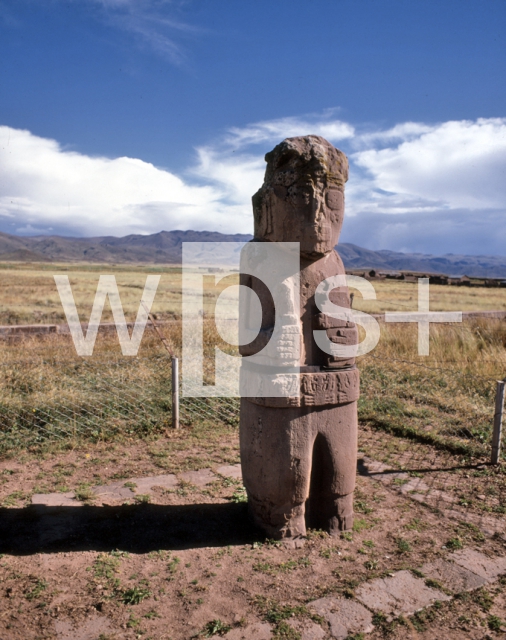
216,464,243,480
358,457,389,475
126,474,178,494
288,619,326,640
31,492,80,507
399,477,430,494
217,622,272,639
444,509,503,538
410,493,431,504
179,468,216,486
421,559,487,593
358,460,411,487
358,458,463,516
384,471,410,484
55,615,115,639
92,481,135,501
421,489,456,504
355,570,451,619
309,596,374,639
451,548,506,581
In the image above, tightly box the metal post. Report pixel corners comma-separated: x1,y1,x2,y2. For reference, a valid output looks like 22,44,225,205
171,356,179,430
491,379,505,464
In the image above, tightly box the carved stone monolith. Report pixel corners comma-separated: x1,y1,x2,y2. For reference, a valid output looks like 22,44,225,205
239,135,359,544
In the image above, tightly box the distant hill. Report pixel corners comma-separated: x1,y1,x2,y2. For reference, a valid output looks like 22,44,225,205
0,230,252,265
338,244,506,278
1,230,506,277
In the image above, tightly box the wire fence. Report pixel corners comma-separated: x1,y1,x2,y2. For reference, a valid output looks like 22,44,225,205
358,351,504,462
0,351,502,463
0,355,172,453
0,350,241,455
0,313,504,464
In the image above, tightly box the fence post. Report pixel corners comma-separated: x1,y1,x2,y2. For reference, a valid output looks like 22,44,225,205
491,379,505,464
171,356,179,430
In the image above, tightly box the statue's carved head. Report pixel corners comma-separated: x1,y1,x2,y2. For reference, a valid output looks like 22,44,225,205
252,135,349,259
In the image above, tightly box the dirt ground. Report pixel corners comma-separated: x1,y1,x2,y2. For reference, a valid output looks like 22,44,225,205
0,424,505,639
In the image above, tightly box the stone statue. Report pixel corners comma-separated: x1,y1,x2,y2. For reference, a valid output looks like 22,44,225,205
239,135,359,545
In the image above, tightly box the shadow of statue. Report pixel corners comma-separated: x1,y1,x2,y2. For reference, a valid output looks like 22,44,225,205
0,502,262,555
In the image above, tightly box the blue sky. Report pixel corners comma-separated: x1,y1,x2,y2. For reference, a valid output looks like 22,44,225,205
0,0,505,255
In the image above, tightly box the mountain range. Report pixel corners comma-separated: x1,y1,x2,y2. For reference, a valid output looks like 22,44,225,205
1,229,506,278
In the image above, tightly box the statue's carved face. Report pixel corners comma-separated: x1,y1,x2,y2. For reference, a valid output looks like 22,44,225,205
265,177,344,258
253,138,348,258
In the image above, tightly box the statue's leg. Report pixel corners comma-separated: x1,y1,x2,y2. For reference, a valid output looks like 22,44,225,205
240,399,314,541
306,402,358,534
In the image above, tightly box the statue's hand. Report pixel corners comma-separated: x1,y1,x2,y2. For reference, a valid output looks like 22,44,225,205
266,323,301,367
326,324,358,347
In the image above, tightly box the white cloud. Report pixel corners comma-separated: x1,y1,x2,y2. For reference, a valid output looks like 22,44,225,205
355,122,434,147
192,148,265,206
352,118,506,211
0,126,250,237
224,116,354,149
1,114,506,255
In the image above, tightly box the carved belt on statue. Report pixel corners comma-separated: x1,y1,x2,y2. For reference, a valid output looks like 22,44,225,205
240,364,360,408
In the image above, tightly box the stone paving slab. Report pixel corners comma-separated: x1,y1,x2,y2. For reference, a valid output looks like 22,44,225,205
409,492,432,505
358,458,411,485
355,570,451,619
399,477,430,495
216,464,243,480
288,619,326,639
359,456,451,500
126,474,178,494
383,471,410,483
360,456,504,538
451,548,506,581
31,475,178,507
216,622,272,639
55,615,116,639
358,457,389,475
444,509,503,538
179,468,216,486
309,596,374,639
31,492,81,507
421,559,487,593
92,482,135,501
418,489,455,504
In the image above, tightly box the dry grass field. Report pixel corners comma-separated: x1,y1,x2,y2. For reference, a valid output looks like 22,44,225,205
1,261,506,326
0,256,505,460
0,259,505,462
352,279,506,313
0,262,184,325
